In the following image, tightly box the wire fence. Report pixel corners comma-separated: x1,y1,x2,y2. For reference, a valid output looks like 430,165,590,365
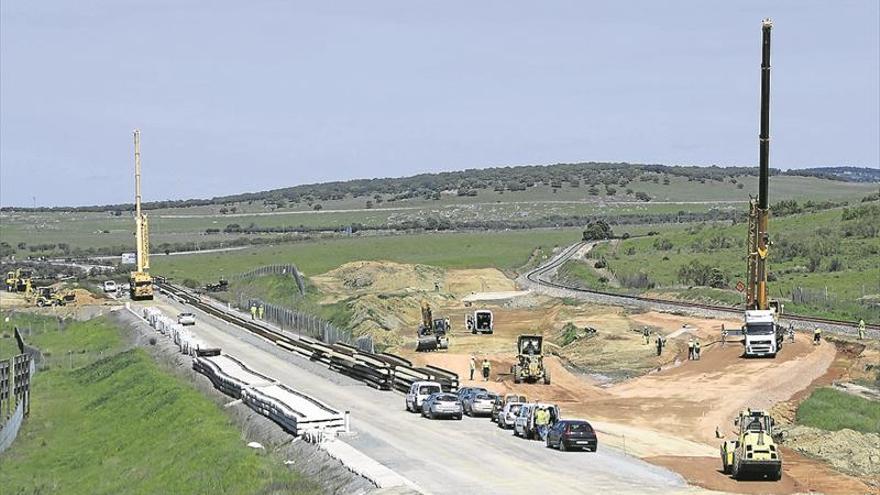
239,295,373,353
230,264,305,296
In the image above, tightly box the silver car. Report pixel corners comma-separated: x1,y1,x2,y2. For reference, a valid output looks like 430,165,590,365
177,312,196,326
421,392,463,420
464,392,498,417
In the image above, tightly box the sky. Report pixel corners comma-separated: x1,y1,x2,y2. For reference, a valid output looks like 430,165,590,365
1,1,878,207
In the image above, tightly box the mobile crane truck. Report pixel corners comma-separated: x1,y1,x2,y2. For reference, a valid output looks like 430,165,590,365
129,130,154,300
742,19,784,359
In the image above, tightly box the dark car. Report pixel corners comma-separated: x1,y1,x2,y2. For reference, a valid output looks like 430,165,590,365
421,392,463,420
545,420,597,452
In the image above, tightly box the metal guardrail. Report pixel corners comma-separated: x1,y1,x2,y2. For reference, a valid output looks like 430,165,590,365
157,281,459,396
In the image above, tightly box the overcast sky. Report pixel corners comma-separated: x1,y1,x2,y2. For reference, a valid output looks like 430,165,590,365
1,1,878,207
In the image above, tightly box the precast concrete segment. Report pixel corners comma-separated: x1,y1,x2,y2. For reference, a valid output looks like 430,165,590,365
134,297,699,495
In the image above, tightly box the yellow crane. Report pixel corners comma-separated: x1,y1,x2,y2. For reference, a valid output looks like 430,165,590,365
129,129,154,300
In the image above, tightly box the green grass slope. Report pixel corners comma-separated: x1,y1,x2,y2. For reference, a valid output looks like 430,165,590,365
796,387,880,434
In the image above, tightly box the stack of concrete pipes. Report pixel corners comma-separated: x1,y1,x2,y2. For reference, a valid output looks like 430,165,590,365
141,307,208,356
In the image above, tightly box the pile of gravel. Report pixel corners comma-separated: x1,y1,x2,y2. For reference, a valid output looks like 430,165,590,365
778,424,880,479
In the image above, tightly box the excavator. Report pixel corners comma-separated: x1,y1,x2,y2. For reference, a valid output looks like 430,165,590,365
129,130,154,300
741,19,784,358
721,409,782,480
415,301,450,352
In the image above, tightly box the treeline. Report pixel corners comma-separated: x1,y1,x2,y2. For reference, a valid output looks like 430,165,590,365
7,162,875,212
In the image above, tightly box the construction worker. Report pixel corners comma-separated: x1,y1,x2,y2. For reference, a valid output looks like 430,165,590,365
721,325,727,347
482,358,491,382
250,304,257,320
643,326,650,344
788,323,795,343
655,335,664,356
813,327,822,345
687,338,695,360
694,340,701,360
469,355,476,381
858,319,866,340
258,304,265,320
535,407,550,440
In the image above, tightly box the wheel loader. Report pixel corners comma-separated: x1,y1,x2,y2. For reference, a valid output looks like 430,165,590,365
511,334,550,385
5,268,33,292
415,301,450,352
721,409,782,481
32,287,75,307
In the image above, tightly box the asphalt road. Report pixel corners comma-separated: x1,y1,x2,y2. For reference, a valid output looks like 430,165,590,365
135,296,694,495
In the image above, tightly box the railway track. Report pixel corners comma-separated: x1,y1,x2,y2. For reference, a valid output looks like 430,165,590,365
525,241,878,331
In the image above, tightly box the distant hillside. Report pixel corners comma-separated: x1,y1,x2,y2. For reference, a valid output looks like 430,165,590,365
3,163,877,212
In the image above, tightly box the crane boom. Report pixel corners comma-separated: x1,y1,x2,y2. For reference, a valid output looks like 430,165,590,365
130,129,154,300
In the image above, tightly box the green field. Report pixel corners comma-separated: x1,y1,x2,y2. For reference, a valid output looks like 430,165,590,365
152,228,585,280
796,387,880,434
0,313,317,494
573,205,880,322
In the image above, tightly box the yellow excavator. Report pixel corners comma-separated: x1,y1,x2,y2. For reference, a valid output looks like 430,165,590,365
415,301,450,352
129,129,154,300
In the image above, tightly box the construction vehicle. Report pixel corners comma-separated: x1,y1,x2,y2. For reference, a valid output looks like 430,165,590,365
33,287,76,307
129,129,154,300
721,409,782,480
5,268,33,292
511,334,550,385
742,19,783,358
465,309,494,334
415,301,450,352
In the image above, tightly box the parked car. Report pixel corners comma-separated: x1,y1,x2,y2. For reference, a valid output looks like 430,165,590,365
464,391,498,417
497,401,525,429
514,403,561,440
492,394,527,423
545,419,598,452
406,381,443,412
420,392,463,420
177,312,196,326
456,386,487,404
102,280,117,293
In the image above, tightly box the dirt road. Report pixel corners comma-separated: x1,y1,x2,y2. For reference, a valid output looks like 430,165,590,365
136,296,697,495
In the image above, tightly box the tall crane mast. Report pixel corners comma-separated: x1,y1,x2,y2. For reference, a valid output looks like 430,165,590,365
742,19,783,358
129,129,154,300
746,19,773,311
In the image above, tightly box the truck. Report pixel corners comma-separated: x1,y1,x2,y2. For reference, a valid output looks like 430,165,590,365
721,409,782,480
128,130,154,300
742,308,784,357
465,310,493,334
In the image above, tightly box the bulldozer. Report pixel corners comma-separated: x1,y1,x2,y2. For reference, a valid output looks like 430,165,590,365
721,409,782,480
415,301,450,352
5,268,33,292
511,334,550,385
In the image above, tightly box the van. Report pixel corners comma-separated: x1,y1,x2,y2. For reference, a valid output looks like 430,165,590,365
405,381,443,413
513,402,560,440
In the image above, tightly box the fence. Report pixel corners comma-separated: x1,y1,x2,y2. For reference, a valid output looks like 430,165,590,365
240,295,373,353
0,328,34,454
230,263,305,296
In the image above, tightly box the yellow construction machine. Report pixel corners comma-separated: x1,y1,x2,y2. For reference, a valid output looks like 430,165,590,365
129,129,154,300
415,301,450,352
5,268,33,292
33,287,76,307
721,409,782,480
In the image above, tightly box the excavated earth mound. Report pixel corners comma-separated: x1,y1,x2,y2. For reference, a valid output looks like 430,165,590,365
778,424,880,481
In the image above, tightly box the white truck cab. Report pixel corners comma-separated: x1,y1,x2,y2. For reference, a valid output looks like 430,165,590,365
743,309,783,358
405,381,443,413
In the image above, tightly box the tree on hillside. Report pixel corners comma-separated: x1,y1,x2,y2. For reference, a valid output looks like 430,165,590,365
582,220,614,241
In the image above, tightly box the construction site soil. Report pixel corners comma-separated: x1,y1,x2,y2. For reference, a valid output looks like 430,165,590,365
312,260,877,494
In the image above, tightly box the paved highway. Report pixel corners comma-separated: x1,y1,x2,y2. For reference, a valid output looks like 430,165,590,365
135,296,699,495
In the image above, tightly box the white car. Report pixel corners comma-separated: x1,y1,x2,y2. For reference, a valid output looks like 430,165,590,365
497,401,524,429
177,312,196,326
102,280,118,293
405,381,443,413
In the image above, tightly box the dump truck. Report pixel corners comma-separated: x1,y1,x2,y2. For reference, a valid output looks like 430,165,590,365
415,301,450,352
721,409,782,480
511,334,550,385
